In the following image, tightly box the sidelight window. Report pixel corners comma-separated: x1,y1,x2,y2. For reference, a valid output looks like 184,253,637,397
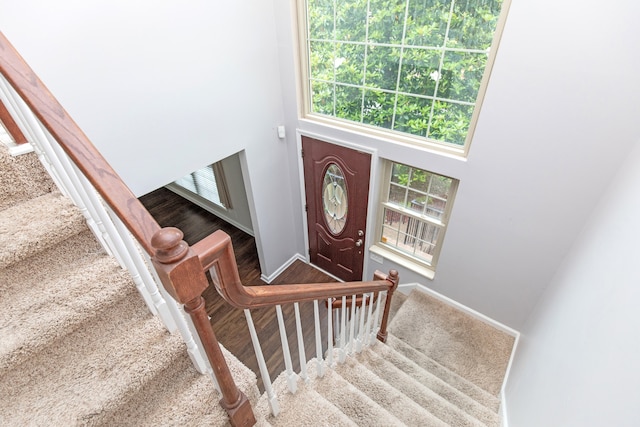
375,161,457,272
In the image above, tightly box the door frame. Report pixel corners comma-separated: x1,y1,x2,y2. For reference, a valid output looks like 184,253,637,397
296,130,379,282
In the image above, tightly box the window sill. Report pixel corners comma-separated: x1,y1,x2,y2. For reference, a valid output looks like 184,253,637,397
369,245,436,281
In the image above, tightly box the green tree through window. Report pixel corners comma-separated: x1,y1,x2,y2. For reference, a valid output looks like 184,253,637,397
304,0,505,149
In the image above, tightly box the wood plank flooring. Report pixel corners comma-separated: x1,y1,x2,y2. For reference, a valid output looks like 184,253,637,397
139,187,336,392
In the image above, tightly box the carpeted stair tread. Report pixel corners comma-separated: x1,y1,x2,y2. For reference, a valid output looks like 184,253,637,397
309,360,405,426
256,370,357,427
0,289,185,426
0,230,134,371
0,146,57,211
333,356,449,426
386,333,500,412
362,343,499,426
388,289,514,396
95,349,229,427
0,191,85,268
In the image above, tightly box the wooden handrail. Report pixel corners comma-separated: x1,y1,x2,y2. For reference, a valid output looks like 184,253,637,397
0,31,160,254
192,230,398,309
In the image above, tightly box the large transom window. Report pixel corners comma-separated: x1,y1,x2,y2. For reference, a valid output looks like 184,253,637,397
376,161,457,272
302,0,507,152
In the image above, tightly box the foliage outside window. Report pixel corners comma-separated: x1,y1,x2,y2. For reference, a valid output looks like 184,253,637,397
303,0,507,151
378,161,457,270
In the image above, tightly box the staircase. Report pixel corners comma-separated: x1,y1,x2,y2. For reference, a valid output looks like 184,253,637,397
0,145,514,426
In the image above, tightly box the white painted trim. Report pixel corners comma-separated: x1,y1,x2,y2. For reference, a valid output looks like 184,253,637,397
8,142,34,156
500,388,509,427
295,131,310,265
261,253,306,284
499,331,520,427
370,245,436,280
165,183,254,237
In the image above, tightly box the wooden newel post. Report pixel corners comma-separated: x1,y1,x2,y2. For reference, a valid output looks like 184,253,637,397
151,227,256,427
376,269,399,343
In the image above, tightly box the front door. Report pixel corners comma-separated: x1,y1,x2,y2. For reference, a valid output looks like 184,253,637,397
302,136,371,281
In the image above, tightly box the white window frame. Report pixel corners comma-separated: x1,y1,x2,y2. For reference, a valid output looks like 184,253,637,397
371,160,458,278
295,0,512,158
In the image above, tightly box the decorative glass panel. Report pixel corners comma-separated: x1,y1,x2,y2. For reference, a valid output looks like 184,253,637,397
322,163,348,234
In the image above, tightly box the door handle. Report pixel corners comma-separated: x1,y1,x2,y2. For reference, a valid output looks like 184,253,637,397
355,239,363,247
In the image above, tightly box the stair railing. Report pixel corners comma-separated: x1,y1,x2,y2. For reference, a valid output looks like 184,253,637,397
191,230,399,416
0,31,399,426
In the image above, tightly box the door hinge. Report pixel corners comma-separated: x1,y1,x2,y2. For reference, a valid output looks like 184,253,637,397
301,148,304,158
305,204,308,212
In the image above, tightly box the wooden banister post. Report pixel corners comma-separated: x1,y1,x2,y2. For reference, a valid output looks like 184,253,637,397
376,269,399,343
151,227,256,427
0,99,28,144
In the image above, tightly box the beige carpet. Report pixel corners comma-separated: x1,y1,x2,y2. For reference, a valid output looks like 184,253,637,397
0,146,258,426
0,143,514,426
388,290,515,396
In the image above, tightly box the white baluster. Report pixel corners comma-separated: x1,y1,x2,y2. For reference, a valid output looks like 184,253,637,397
275,305,297,394
293,302,309,382
313,300,325,377
371,290,386,344
356,293,368,353
245,309,279,416
365,292,375,347
348,294,357,354
339,296,347,363
327,298,334,367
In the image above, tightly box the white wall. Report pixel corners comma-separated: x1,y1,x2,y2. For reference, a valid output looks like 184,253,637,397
504,137,640,426
274,0,640,328
4,0,640,329
0,1,300,276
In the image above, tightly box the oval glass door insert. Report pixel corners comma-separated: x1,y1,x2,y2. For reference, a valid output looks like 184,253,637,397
322,163,348,234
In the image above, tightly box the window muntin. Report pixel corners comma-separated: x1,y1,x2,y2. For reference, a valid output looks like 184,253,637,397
303,0,507,151
379,162,457,269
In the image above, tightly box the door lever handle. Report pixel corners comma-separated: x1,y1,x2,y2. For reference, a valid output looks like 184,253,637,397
355,239,363,247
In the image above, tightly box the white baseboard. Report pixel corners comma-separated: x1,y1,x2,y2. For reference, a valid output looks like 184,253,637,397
261,253,306,284
500,390,509,427
499,331,519,427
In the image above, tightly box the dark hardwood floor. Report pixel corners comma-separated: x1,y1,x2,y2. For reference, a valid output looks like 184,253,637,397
139,187,335,391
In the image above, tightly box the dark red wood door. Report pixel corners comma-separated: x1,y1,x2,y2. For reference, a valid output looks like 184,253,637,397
302,136,371,281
